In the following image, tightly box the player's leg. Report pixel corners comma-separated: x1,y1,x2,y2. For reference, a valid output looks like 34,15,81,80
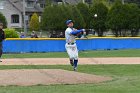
74,59,78,71
65,44,74,66
70,59,74,66
67,50,74,66
73,44,79,71
0,43,2,62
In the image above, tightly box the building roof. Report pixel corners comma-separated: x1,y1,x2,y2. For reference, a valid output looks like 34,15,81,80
8,0,43,13
7,0,89,13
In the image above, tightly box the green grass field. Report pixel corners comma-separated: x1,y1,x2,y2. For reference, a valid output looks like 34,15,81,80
0,65,140,93
3,49,140,58
1,49,140,93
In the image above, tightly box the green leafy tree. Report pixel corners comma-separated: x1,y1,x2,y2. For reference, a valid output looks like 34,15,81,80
49,5,68,31
41,4,85,32
41,5,67,31
56,5,73,30
0,12,7,28
125,0,140,7
46,0,51,6
77,3,90,29
119,3,131,36
106,0,140,37
70,6,85,29
62,5,73,27
127,4,140,36
106,0,124,37
41,5,54,30
90,1,108,36
29,13,40,31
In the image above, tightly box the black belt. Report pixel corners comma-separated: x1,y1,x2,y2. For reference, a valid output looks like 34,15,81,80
67,43,75,45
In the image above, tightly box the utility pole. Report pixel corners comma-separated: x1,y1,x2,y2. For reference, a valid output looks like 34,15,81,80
82,0,85,3
62,0,66,4
23,0,27,37
122,0,124,4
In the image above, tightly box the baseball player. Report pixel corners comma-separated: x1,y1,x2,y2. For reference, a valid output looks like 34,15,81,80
0,23,5,62
65,20,85,71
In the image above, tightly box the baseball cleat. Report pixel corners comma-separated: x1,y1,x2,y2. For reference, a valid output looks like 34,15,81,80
74,67,77,71
70,61,74,66
70,60,74,66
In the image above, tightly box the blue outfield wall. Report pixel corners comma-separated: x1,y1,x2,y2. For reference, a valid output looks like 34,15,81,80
3,38,140,53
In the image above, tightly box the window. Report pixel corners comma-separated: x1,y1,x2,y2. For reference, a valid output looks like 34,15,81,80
85,0,92,4
27,1,34,8
0,0,4,9
55,0,62,4
55,0,62,2
40,3,45,8
11,15,19,23
58,2,62,5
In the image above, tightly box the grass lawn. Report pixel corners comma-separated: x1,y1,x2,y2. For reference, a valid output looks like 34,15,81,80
3,49,140,58
0,65,140,93
1,49,140,93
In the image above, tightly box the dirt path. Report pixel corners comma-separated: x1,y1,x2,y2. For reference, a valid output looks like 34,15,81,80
0,57,140,65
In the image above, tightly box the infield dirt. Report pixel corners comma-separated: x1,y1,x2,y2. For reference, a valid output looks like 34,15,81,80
0,69,112,86
0,58,140,65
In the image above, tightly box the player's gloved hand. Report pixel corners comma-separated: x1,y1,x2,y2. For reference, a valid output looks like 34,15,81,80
82,29,86,32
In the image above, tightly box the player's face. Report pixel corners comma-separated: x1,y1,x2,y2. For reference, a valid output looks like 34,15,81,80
67,22,73,27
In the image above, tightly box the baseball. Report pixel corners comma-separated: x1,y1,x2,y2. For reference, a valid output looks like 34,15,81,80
94,14,97,17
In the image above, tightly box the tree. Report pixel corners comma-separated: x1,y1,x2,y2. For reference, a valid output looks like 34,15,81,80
0,12,7,28
41,4,85,32
41,5,68,31
106,0,125,37
119,3,131,36
77,3,90,29
57,5,73,30
70,6,86,29
41,5,54,30
127,4,140,36
125,0,140,7
90,1,108,36
106,0,140,37
51,5,68,30
29,13,40,31
46,0,52,6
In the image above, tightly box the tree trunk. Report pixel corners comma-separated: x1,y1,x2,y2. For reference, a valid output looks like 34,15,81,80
122,29,127,37
115,30,119,37
97,28,103,37
119,30,122,37
131,29,139,37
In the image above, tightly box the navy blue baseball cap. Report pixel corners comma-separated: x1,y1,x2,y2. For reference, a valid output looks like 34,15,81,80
66,20,73,25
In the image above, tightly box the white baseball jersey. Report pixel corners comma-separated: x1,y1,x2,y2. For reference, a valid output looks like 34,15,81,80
65,27,76,43
65,27,78,60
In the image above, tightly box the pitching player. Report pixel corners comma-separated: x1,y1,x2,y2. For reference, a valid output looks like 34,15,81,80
65,20,85,71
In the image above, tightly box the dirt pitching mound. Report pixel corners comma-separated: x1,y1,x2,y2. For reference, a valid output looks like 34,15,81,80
0,69,112,86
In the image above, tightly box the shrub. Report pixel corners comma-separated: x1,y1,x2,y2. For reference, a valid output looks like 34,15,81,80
4,28,19,38
29,13,40,31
